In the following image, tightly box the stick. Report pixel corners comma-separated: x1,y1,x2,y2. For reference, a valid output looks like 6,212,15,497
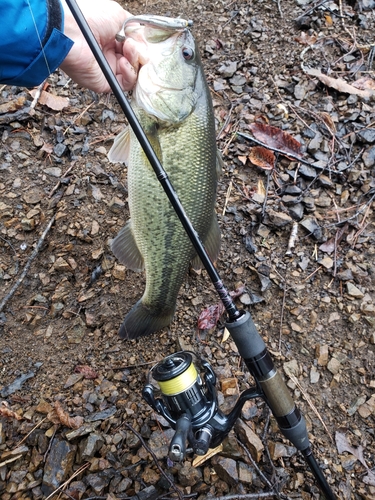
237,132,332,172
0,215,56,313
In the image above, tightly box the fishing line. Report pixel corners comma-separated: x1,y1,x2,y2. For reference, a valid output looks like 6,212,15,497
26,0,52,76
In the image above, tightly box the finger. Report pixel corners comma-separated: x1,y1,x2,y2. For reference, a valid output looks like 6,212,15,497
116,57,137,91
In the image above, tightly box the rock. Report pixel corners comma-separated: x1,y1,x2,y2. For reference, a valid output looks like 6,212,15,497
234,419,264,462
337,269,353,281
42,438,77,495
21,217,35,231
268,441,297,460
54,143,67,157
212,456,238,485
108,196,125,212
238,462,254,485
178,463,202,486
346,282,365,298
44,167,62,177
300,217,324,241
357,128,375,143
285,185,302,195
288,203,304,221
302,196,315,211
282,194,300,205
265,208,293,227
299,164,317,179
316,344,329,366
85,473,110,494
310,365,320,384
307,131,323,153
141,467,160,485
53,257,72,272
319,256,333,269
218,61,237,78
362,146,375,167
78,433,104,461
327,357,341,375
147,429,175,459
23,188,44,204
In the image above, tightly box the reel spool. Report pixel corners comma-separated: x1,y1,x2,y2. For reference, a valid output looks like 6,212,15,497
143,351,260,462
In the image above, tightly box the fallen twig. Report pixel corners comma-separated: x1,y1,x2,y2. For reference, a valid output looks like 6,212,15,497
48,162,75,197
44,462,90,500
0,215,56,313
0,235,19,275
237,131,332,172
285,221,298,256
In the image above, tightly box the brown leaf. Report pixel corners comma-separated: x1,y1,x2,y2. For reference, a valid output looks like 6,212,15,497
197,286,246,331
48,401,84,429
319,112,336,134
248,146,275,170
0,401,22,421
304,68,375,98
198,303,224,330
352,76,375,91
335,431,375,485
248,123,302,158
294,32,317,45
74,365,98,380
29,89,70,111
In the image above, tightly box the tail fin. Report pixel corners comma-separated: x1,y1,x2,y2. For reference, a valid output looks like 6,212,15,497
119,300,175,339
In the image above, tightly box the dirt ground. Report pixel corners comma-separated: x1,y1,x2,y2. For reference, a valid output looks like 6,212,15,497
1,0,375,499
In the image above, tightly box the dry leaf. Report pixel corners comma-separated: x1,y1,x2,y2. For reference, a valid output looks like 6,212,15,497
335,431,375,486
41,142,54,154
319,112,336,134
294,32,317,45
248,122,302,158
74,365,98,380
0,401,22,421
221,327,231,343
29,89,70,111
352,76,375,91
304,68,374,98
192,443,223,467
198,286,245,331
257,179,266,196
48,401,84,429
249,146,275,170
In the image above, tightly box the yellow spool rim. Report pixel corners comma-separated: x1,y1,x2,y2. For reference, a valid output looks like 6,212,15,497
158,362,198,396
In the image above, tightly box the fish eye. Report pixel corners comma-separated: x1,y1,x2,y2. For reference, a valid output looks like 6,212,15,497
182,46,194,60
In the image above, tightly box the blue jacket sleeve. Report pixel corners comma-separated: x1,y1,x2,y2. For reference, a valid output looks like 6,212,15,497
0,0,74,87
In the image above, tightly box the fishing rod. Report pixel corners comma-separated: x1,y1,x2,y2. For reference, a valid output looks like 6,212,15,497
65,2,336,498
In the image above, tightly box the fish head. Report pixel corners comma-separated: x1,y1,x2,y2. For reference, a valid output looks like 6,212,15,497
125,23,201,124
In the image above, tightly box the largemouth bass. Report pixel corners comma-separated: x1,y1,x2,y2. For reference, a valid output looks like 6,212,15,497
108,16,221,339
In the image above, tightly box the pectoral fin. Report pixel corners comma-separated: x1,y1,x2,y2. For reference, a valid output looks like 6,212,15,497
111,221,144,272
191,214,221,271
108,127,131,164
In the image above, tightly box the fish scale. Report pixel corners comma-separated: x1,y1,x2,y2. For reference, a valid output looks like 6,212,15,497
109,20,221,339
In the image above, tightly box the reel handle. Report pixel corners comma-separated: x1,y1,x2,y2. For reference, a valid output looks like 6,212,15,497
169,414,191,462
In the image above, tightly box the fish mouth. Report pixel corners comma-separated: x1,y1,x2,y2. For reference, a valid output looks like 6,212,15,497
116,15,193,42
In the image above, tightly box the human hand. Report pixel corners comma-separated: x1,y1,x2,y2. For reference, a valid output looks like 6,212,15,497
60,0,140,93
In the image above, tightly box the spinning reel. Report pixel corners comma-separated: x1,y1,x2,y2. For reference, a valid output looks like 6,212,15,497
143,350,261,461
